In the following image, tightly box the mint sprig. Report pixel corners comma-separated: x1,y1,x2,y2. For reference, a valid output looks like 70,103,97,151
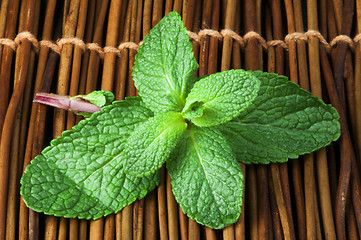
21,97,159,219
21,12,340,229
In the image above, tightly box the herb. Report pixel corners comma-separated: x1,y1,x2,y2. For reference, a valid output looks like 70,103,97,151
21,12,340,229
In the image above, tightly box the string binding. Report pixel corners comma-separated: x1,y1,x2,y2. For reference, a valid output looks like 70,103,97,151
0,29,359,58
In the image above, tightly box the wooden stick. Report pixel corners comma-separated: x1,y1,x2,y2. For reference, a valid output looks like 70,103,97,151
165,0,173,14
346,199,359,239
143,0,152,37
319,43,355,240
191,0,201,77
158,166,168,240
231,0,241,70
270,164,293,240
85,0,109,94
6,1,31,239
246,165,258,240
182,0,195,34
101,0,123,92
220,0,236,72
332,0,343,33
207,0,220,75
116,212,122,240
152,0,163,27
268,167,284,240
6,97,21,240
126,0,137,97
355,0,361,169
235,163,246,240
58,218,68,240
188,219,200,240
9,0,41,237
0,0,34,237
179,206,188,240
283,0,297,83
144,190,157,240
116,0,132,100
77,0,96,98
166,173,178,240
0,0,10,63
67,0,89,129
19,0,40,173
304,154,317,239
198,0,211,77
79,220,88,239
90,219,104,240
0,0,20,138
117,0,129,44
45,217,58,240
133,200,144,240
316,148,337,240
256,165,270,240
173,0,182,13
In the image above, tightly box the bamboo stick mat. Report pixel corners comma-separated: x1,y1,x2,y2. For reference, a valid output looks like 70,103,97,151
0,0,361,239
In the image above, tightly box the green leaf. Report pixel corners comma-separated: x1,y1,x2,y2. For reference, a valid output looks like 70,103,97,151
71,90,115,117
123,111,187,177
167,126,244,229
182,69,261,127
78,90,115,107
218,71,341,164
133,11,198,113
21,97,159,219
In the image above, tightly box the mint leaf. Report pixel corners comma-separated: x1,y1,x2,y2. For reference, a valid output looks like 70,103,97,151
21,97,159,219
71,90,115,117
133,11,198,113
167,126,244,229
78,90,115,107
218,71,341,164
182,69,260,127
123,111,187,177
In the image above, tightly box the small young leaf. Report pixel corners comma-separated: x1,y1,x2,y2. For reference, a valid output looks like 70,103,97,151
123,111,187,177
78,90,115,107
182,69,260,127
74,90,115,117
167,126,244,229
218,71,341,164
21,97,159,219
133,11,198,113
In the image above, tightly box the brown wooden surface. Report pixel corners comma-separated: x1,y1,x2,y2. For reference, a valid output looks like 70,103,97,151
0,0,361,239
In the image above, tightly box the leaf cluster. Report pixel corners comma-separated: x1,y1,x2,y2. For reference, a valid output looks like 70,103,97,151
21,12,340,229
